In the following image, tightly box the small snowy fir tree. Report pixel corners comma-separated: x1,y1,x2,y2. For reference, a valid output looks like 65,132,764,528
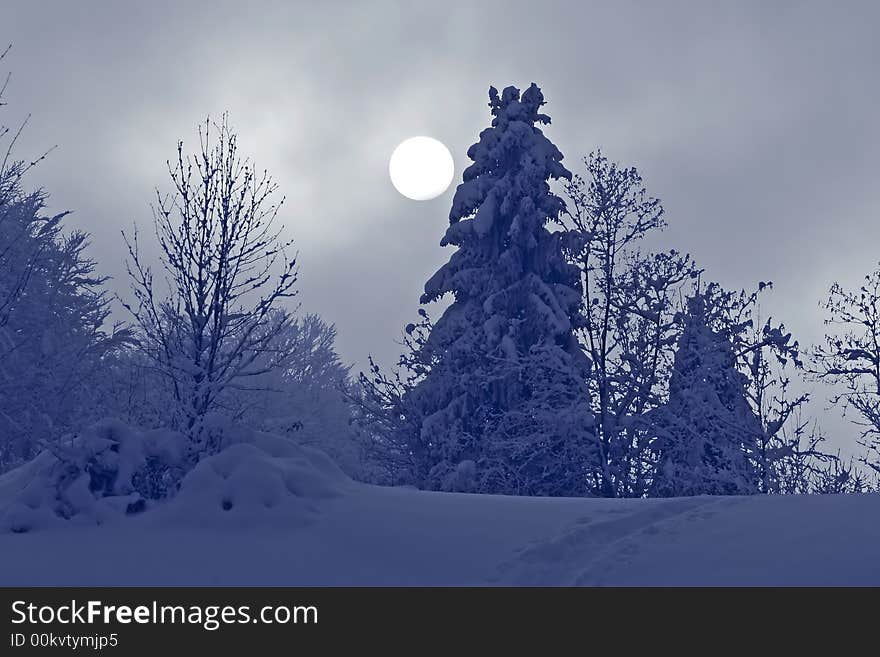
406,84,594,496
651,293,761,496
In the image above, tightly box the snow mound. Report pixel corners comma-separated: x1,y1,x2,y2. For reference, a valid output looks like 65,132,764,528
0,419,351,533
157,425,350,529
0,419,187,533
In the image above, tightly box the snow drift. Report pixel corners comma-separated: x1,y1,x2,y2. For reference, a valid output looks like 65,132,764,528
0,418,350,534
159,429,349,529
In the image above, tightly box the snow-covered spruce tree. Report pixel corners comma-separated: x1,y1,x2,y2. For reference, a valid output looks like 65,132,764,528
404,84,595,496
651,293,762,496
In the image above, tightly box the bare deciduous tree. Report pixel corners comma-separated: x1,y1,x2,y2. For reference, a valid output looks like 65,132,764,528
350,308,436,486
562,151,698,497
122,115,298,453
813,266,880,475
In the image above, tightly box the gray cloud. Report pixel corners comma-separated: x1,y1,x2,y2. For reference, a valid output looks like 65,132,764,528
4,0,879,449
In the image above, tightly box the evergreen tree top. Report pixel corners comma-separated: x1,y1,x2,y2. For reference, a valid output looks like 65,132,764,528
488,84,552,125
423,83,575,307
446,83,570,231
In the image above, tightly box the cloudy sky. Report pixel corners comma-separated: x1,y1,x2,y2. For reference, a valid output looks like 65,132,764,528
4,1,880,445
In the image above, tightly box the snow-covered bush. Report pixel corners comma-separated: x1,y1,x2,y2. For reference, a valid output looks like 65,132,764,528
0,419,186,532
0,417,351,533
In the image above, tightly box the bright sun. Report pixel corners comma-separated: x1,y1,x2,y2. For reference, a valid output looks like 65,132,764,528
389,136,454,201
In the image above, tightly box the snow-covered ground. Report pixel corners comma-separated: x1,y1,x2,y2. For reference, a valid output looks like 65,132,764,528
0,420,875,586
1,481,877,586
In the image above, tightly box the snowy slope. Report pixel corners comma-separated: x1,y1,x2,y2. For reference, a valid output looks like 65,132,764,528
0,482,877,586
